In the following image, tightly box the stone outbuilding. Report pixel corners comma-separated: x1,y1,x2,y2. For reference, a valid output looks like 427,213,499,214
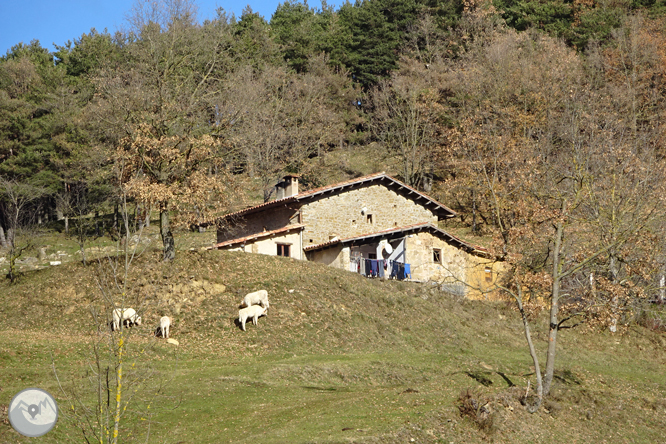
212,172,501,298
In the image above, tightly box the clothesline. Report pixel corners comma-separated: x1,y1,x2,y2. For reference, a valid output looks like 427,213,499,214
350,258,411,280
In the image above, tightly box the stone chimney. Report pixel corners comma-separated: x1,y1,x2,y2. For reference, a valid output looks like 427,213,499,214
284,174,299,197
275,174,300,199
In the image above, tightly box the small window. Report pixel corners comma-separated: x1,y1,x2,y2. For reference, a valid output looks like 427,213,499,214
433,248,442,264
485,267,492,282
367,214,373,224
277,244,291,257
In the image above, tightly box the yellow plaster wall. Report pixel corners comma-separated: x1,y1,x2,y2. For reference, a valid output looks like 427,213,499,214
222,232,302,259
307,245,345,267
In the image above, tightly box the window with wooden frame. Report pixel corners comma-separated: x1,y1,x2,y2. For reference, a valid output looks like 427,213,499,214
485,266,492,282
277,243,291,257
433,248,442,264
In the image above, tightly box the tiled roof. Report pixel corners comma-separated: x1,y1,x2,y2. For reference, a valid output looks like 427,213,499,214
303,222,489,256
210,224,305,250
219,172,457,221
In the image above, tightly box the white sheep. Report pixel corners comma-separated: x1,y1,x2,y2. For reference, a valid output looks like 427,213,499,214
159,316,172,339
112,308,142,331
240,289,270,310
238,305,268,331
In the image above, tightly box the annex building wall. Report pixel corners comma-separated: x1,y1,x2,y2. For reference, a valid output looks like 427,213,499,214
405,232,503,299
217,205,299,244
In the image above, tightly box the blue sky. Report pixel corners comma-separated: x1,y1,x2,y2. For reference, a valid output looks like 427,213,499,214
1,0,338,57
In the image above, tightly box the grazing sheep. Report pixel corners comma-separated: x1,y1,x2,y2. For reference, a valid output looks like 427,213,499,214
238,305,268,331
240,289,270,310
159,316,172,339
112,308,142,331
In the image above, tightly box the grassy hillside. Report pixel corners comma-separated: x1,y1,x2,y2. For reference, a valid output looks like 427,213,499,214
1,245,665,443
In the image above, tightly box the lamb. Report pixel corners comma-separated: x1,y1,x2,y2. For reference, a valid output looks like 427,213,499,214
238,305,268,331
112,308,142,331
240,289,270,310
159,316,172,339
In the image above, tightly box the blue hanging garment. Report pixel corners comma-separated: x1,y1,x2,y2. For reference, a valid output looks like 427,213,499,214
371,260,379,277
404,263,411,279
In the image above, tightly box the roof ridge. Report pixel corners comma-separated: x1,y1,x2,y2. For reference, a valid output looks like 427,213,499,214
303,222,489,255
219,172,456,221
211,223,305,249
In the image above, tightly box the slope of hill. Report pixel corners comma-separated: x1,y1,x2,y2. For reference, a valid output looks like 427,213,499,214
1,248,665,443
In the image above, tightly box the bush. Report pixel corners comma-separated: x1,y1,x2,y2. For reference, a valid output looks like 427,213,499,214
457,388,495,433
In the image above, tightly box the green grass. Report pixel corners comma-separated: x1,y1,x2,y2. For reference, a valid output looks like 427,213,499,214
1,243,666,443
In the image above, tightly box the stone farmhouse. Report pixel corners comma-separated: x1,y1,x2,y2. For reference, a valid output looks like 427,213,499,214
212,172,501,298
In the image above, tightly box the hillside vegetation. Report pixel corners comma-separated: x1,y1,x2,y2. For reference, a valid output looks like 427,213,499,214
1,245,665,443
2,0,666,440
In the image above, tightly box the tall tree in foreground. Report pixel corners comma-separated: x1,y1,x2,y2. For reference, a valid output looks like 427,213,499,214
90,0,239,260
117,126,234,260
445,28,666,410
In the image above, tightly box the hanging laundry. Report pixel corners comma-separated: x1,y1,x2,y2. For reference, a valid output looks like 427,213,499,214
397,263,405,280
370,260,379,277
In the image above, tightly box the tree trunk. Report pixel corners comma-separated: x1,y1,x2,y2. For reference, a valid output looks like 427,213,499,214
659,275,665,304
514,285,543,412
64,216,69,235
160,208,175,261
471,189,477,234
0,225,7,249
609,253,619,332
543,215,564,396
145,205,150,228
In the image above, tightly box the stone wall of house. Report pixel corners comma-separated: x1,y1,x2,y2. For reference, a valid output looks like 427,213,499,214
217,206,299,243
405,232,504,299
305,230,503,299
300,185,437,248
406,232,468,286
